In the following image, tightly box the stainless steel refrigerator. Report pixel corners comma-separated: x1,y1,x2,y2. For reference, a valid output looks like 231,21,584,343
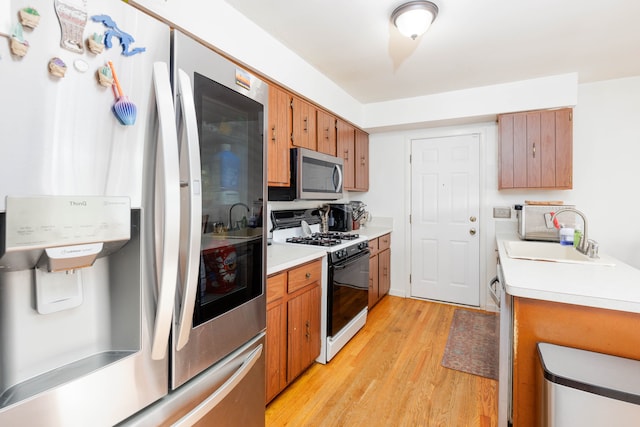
0,1,266,426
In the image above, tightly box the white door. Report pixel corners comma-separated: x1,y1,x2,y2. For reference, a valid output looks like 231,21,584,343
410,134,480,306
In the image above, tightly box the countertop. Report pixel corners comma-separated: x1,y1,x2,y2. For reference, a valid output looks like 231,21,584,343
497,230,640,314
267,243,326,276
356,224,393,240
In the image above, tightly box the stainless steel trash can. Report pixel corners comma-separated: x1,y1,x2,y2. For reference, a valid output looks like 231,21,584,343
538,343,640,427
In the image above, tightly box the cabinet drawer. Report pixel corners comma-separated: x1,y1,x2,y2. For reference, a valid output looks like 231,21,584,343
288,260,322,294
367,238,379,256
267,272,286,304
378,233,391,251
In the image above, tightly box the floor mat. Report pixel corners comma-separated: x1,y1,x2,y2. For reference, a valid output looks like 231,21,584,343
441,309,499,380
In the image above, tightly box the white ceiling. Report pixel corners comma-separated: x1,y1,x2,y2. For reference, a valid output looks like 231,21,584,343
224,0,640,104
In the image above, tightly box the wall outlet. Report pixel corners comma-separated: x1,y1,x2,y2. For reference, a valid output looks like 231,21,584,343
493,206,511,219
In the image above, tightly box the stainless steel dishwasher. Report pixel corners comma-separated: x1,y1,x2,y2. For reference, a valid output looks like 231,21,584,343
490,256,513,427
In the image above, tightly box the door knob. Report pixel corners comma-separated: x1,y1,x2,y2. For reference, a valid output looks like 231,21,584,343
469,228,476,235
470,216,477,222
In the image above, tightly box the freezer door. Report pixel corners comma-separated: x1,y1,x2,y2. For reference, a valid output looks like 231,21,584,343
0,0,169,210
0,1,176,426
118,333,266,427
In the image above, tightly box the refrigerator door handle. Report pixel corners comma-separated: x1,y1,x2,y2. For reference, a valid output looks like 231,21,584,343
151,62,181,360
171,344,263,427
175,69,202,351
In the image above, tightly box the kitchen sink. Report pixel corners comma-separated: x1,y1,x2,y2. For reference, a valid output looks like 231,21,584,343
220,227,263,239
504,240,615,266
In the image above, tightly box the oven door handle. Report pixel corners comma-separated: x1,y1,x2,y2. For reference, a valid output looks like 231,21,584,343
332,250,370,269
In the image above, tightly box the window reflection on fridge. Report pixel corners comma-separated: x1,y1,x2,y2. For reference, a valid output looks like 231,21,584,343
196,237,261,325
192,71,264,327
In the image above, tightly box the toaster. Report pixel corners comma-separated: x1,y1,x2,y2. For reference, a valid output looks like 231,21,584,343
515,204,576,242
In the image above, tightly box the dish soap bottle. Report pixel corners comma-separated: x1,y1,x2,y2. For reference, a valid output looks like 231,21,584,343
216,143,239,191
559,225,574,246
573,224,583,248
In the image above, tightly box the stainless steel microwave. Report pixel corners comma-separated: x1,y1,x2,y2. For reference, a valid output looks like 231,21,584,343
269,148,344,201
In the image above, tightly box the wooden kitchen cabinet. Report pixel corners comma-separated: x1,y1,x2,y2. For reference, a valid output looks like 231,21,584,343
336,119,355,190
287,285,321,381
316,109,336,156
291,95,317,151
498,107,573,189
511,297,640,426
368,233,391,309
266,272,287,403
267,85,291,187
265,259,322,403
354,129,369,191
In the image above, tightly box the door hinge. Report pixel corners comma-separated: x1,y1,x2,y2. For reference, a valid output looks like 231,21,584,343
409,274,412,284
409,154,412,164
569,111,573,121
409,214,412,224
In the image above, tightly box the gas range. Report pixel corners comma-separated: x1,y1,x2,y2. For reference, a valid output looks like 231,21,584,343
271,209,368,253
286,231,361,247
270,208,370,364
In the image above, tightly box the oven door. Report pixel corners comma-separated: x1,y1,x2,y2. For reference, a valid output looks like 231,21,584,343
327,250,369,337
171,30,266,389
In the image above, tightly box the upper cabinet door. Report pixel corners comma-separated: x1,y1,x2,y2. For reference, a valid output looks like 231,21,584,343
354,129,369,191
291,95,317,151
267,85,291,186
336,119,355,190
498,108,573,190
316,109,337,156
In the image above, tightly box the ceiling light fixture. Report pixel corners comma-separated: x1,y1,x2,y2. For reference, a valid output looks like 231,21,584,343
391,1,439,40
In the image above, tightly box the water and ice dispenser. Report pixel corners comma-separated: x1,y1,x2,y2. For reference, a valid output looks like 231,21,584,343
0,196,140,410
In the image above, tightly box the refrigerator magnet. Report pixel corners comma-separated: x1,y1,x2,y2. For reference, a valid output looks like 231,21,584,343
87,33,105,55
9,24,29,57
54,0,88,53
48,57,67,78
19,7,41,29
96,65,113,87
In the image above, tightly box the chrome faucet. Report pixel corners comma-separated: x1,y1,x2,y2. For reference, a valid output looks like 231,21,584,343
228,203,250,231
551,207,599,258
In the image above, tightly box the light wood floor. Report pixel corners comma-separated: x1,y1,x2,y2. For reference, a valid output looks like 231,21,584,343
266,296,498,427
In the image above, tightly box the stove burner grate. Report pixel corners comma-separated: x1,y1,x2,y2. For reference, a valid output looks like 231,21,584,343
285,232,360,247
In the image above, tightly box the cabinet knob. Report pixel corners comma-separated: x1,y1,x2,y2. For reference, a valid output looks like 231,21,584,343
469,228,477,236
305,272,311,279
470,216,477,222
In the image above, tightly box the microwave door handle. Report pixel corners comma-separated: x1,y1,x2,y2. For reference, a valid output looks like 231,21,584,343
175,69,202,351
150,62,181,361
333,164,343,191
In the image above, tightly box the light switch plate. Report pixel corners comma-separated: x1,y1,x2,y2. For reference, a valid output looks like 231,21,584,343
493,206,511,219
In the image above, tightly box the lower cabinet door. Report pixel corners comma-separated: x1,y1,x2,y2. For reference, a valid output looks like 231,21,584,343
287,285,321,381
